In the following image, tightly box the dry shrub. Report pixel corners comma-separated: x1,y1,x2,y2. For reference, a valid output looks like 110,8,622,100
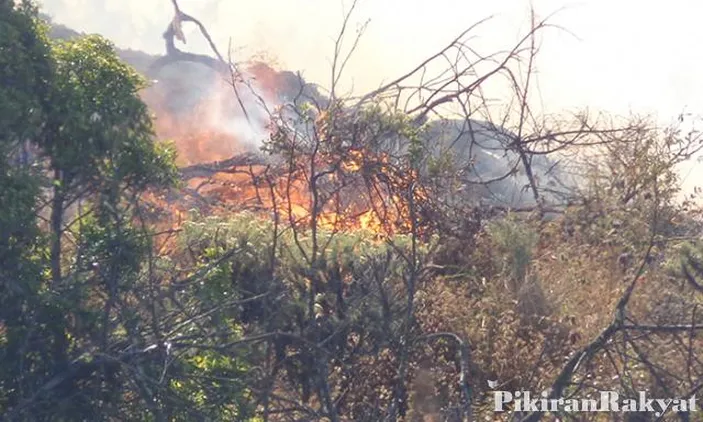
534,218,626,344
414,273,572,418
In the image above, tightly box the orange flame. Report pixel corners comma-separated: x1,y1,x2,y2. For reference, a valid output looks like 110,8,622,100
142,62,425,238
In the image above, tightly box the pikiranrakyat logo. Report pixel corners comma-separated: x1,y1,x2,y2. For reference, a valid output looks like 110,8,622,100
493,390,696,417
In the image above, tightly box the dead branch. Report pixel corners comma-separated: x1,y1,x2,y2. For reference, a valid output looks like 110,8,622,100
148,0,252,125
519,179,662,422
179,153,268,180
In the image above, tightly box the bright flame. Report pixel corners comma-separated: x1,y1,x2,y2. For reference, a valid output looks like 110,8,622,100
142,62,425,238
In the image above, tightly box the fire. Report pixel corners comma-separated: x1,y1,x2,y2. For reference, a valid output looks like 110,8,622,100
341,149,363,172
141,61,426,238
187,163,403,234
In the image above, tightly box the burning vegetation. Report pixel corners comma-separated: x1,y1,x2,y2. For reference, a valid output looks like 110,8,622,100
7,1,703,421
141,58,432,238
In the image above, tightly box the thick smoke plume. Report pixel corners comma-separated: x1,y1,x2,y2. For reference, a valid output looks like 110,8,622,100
142,62,284,165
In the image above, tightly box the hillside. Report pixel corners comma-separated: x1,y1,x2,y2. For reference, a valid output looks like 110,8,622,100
42,14,563,209
3,6,703,421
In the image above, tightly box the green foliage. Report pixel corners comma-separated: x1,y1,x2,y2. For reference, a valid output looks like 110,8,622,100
574,121,692,252
76,206,147,276
45,34,179,190
0,0,51,149
177,210,434,403
168,349,255,420
0,2,55,416
0,0,50,275
180,211,430,312
5,3,703,420
666,240,703,283
0,3,181,419
486,214,538,285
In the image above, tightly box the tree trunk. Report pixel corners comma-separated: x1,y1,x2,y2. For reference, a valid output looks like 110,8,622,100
50,168,64,285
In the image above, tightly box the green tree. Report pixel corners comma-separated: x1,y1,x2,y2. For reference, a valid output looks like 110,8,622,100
0,2,178,419
44,33,178,285
0,0,56,416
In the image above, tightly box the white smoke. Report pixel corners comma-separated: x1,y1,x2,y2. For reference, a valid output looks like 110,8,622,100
207,73,275,151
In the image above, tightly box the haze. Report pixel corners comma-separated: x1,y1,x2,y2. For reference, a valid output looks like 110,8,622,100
38,0,703,191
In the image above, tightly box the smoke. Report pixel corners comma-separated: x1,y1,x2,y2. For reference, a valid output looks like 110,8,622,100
38,0,289,163
35,0,703,200
206,73,275,151
140,58,282,165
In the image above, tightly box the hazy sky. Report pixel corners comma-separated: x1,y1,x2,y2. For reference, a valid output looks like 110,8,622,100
38,0,703,119
39,0,703,190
